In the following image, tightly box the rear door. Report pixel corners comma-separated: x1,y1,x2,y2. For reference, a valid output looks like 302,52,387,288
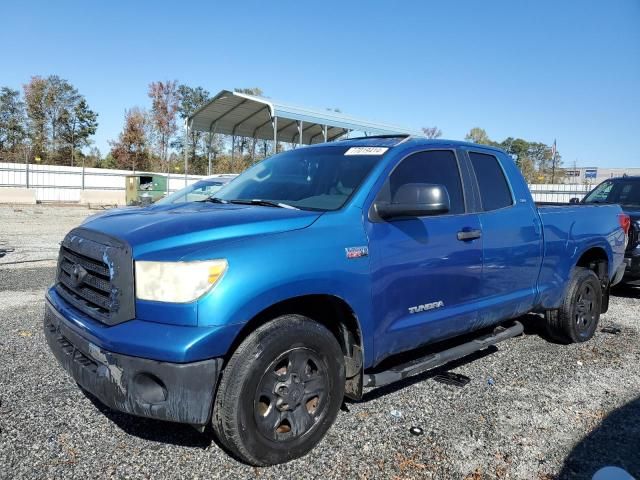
464,149,543,324
366,149,484,363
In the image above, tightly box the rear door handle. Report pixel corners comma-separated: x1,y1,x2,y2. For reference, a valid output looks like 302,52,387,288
457,229,482,241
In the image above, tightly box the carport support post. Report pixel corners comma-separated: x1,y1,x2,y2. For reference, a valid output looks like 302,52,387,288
231,135,235,173
184,119,190,186
208,122,219,176
273,116,278,154
298,121,303,146
207,127,212,176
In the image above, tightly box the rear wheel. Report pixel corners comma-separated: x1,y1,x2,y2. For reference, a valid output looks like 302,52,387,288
212,314,345,466
546,267,602,343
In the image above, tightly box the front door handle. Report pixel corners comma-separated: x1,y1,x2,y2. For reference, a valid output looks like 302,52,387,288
457,229,482,241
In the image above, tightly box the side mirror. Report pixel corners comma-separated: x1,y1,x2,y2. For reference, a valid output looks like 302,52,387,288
375,183,450,220
569,197,580,204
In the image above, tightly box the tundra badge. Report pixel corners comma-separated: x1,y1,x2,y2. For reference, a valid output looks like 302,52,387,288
408,301,445,314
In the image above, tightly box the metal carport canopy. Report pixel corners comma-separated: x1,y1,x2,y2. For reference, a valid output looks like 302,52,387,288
187,89,423,145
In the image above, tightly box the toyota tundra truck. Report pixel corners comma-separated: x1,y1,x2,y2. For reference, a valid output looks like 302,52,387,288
44,136,629,465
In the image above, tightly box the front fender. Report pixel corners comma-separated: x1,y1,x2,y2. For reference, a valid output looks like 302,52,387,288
192,207,376,366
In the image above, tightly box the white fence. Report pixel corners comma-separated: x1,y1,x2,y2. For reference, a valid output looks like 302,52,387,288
0,162,206,202
528,183,591,203
0,162,593,204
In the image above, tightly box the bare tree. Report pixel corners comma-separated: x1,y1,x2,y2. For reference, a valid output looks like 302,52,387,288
421,126,442,139
148,81,179,171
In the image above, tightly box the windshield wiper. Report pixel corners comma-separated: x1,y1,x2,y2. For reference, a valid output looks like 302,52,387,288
199,197,228,204
228,199,299,210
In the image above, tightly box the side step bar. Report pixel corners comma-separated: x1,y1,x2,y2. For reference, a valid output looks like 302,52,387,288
364,321,524,388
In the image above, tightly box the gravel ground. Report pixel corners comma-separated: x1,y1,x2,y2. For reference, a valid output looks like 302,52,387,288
1,205,639,480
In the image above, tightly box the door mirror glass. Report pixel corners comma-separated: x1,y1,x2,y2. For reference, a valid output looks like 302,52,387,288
569,197,581,204
375,183,450,219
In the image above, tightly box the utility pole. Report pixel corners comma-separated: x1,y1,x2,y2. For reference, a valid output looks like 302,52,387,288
550,139,557,184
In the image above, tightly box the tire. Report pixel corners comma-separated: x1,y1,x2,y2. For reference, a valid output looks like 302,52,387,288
545,267,602,344
212,314,345,466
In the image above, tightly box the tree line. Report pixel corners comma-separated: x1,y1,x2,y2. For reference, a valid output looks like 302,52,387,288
421,126,564,183
0,76,98,166
0,75,563,181
0,76,267,174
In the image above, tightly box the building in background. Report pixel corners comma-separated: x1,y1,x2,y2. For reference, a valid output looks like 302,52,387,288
563,167,640,185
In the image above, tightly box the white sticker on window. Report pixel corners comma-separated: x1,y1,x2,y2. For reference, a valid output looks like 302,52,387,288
344,147,389,156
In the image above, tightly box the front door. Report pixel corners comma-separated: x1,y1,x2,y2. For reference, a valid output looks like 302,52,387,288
366,149,484,364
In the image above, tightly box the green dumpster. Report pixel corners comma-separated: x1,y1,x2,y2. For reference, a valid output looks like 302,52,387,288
125,174,167,206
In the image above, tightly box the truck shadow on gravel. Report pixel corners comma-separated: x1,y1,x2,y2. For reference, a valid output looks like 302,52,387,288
83,391,219,450
558,396,640,479
353,346,500,403
353,313,555,404
611,282,640,299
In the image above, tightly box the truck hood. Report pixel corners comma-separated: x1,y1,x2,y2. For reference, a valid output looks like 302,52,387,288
81,202,322,257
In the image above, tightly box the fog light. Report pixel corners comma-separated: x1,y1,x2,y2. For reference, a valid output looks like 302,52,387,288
131,373,167,404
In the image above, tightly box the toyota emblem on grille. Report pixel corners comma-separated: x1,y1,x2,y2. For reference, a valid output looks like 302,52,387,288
70,264,88,288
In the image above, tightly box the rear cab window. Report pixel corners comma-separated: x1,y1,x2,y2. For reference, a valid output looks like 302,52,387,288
468,151,514,211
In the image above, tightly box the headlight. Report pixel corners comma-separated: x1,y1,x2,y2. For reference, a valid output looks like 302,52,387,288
135,259,227,303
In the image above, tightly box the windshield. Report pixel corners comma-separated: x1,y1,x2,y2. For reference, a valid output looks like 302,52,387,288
583,179,640,207
156,179,229,205
214,146,386,211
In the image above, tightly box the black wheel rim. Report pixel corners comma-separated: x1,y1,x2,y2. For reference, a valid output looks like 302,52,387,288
253,347,328,442
575,282,596,332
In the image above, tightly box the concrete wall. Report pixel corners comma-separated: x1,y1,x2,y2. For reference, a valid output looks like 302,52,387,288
79,190,126,206
0,187,37,204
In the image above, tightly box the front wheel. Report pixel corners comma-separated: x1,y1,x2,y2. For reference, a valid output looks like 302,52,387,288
546,267,602,343
212,314,345,466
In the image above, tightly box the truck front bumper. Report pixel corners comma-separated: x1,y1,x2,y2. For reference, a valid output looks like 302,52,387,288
44,300,223,426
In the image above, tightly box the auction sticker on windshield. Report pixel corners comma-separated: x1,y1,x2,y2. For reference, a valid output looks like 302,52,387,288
344,147,388,155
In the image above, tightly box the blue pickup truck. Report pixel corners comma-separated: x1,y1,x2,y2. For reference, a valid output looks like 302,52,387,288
44,136,629,465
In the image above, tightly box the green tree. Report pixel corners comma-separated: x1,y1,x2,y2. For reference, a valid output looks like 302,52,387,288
59,98,98,166
465,127,493,145
45,75,80,160
23,75,97,164
0,87,27,153
467,128,561,184
177,84,212,173
499,137,535,182
527,142,553,179
23,76,48,160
